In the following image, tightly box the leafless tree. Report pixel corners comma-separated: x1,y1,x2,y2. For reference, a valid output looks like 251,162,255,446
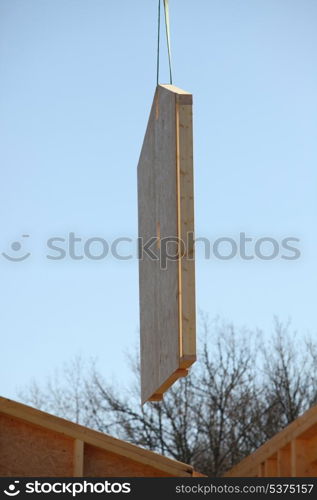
19,316,317,476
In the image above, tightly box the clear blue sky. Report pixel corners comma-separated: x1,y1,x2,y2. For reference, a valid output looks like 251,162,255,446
1,0,316,399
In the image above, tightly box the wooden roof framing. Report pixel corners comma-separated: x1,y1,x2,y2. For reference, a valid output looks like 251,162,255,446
224,404,317,477
0,397,202,477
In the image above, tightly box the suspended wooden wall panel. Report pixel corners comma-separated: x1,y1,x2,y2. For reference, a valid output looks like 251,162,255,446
137,84,196,404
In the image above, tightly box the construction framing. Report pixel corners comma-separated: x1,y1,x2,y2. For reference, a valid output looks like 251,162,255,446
0,397,204,477
224,404,317,477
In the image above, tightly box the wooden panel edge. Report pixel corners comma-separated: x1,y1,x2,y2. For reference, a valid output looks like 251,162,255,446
180,354,196,369
159,84,192,98
144,369,189,405
177,96,196,360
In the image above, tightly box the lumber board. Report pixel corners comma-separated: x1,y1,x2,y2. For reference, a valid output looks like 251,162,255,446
177,97,196,364
257,463,265,477
137,84,196,404
264,456,277,477
73,439,84,477
277,446,291,477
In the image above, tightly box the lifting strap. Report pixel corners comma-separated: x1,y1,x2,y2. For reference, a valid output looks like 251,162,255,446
157,0,173,85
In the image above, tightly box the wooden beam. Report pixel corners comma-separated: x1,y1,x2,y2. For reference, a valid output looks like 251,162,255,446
176,94,196,365
291,438,317,477
257,462,265,477
277,445,291,477
307,434,317,464
192,470,207,477
73,439,84,477
291,439,308,477
264,455,277,477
